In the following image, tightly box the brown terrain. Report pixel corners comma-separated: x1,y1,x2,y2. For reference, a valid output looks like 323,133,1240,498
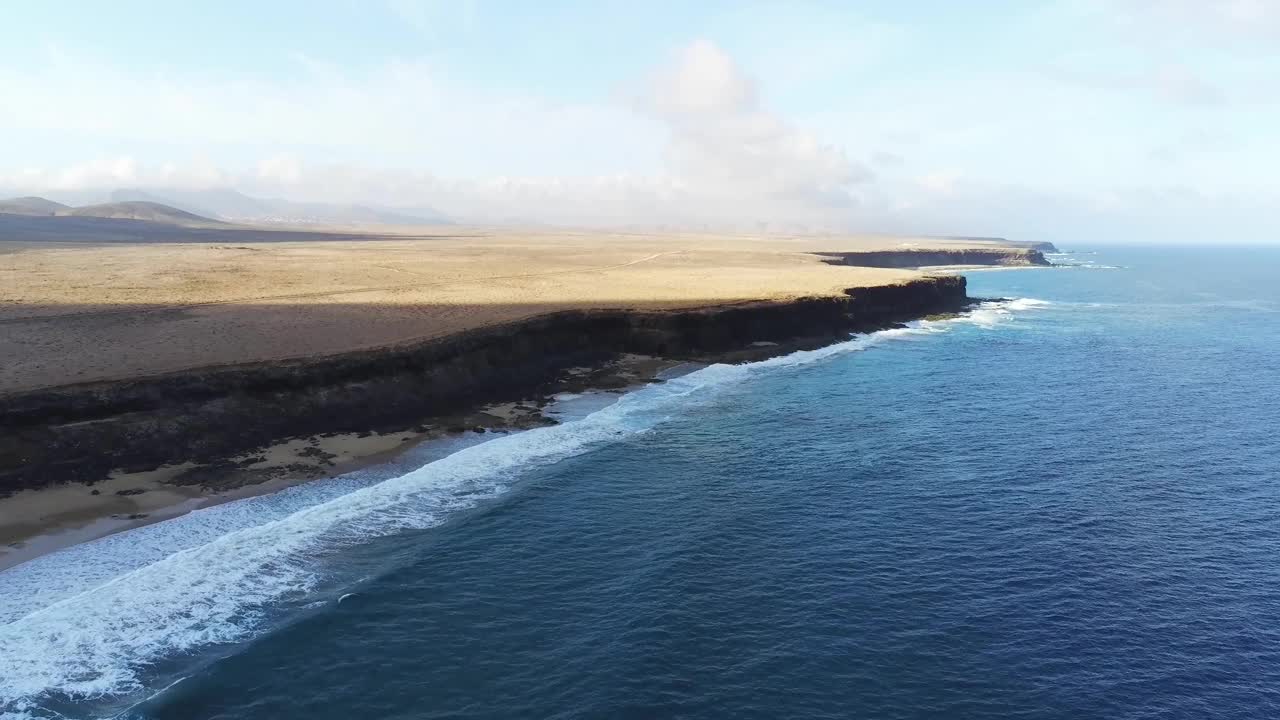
0,224,1043,393
0,210,1048,565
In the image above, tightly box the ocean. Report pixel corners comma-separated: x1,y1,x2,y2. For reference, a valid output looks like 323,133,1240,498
3,247,1279,719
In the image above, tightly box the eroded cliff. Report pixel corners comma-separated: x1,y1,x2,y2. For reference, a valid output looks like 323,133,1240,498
0,276,968,493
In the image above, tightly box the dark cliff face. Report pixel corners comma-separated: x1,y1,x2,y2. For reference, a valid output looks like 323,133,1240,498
819,248,1050,268
0,276,968,494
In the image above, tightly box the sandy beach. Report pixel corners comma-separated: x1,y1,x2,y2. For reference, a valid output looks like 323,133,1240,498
0,345,683,569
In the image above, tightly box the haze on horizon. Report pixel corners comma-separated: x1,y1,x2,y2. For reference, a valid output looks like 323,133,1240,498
2,0,1277,245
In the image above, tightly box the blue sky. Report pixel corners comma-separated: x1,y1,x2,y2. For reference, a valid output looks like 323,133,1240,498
2,0,1277,242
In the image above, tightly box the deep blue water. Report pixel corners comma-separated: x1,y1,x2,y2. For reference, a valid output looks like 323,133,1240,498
3,247,1280,719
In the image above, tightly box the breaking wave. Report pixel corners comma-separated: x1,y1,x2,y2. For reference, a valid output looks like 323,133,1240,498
0,298,1050,719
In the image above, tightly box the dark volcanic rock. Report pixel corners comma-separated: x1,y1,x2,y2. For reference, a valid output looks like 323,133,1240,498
0,277,969,494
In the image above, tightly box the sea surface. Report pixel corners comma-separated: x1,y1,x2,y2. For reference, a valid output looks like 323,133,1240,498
3,247,1280,719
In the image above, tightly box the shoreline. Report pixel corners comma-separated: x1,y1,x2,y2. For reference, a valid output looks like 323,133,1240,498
1,277,973,570
0,354,688,571
2,277,969,495
1,427,436,571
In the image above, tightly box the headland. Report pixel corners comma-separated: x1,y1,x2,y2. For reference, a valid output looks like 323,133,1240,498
0,213,1052,565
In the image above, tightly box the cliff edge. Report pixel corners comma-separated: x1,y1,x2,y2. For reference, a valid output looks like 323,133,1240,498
0,276,969,494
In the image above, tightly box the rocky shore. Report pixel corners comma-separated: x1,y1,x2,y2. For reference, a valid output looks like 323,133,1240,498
0,276,968,496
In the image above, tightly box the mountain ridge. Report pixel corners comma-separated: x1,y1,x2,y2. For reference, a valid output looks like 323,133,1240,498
0,196,73,216
109,187,452,226
0,196,223,226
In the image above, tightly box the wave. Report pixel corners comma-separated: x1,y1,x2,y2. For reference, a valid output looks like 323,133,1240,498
1044,254,1122,270
0,298,1050,718
961,297,1051,328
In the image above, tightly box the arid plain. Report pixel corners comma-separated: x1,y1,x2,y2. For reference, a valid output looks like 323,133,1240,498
0,223,1014,394
0,215,1039,564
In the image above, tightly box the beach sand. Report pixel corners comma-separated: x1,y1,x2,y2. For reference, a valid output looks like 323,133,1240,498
0,351,683,569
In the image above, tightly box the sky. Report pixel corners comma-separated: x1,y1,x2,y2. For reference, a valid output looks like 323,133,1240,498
1,0,1278,243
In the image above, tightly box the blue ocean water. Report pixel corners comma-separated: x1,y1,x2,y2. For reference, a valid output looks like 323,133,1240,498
3,247,1280,719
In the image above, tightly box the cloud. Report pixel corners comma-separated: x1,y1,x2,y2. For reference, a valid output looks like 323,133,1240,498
859,170,1280,245
0,40,873,228
636,40,872,217
3,26,1273,242
870,151,905,168
0,45,656,179
8,149,1278,243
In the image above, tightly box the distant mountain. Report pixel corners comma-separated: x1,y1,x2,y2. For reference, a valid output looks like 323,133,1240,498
257,199,452,227
0,196,71,216
110,187,452,226
60,201,223,226
110,188,268,220
0,196,223,226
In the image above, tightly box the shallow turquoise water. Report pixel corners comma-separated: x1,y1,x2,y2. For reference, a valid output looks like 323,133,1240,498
3,247,1279,719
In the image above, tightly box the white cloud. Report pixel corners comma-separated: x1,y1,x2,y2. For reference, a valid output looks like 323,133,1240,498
637,41,871,217
255,155,305,186
0,45,655,179
2,25,1275,242
0,39,875,228
917,171,961,196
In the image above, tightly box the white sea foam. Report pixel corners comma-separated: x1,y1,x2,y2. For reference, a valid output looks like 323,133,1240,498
1004,298,1052,311
0,297,1049,717
958,297,1051,328
1044,253,1121,270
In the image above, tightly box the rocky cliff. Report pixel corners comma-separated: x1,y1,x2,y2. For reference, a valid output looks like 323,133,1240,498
0,276,968,494
819,248,1050,268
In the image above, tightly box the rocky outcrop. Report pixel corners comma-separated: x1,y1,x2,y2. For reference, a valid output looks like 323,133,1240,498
939,237,1059,253
0,276,968,494
1022,241,1059,253
819,248,1050,268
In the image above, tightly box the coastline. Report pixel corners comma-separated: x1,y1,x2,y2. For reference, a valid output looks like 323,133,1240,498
2,426,449,571
0,352,686,570
0,275,972,570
